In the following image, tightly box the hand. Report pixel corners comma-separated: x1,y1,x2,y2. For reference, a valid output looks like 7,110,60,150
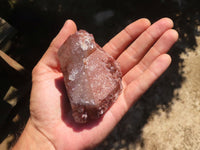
13,18,178,150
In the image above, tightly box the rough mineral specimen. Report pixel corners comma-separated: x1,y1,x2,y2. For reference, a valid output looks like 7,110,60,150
58,30,122,123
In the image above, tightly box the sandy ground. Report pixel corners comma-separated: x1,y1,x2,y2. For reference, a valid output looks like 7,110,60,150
139,37,200,150
96,37,200,150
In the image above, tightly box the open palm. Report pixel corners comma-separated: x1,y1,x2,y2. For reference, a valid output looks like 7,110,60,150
29,18,178,150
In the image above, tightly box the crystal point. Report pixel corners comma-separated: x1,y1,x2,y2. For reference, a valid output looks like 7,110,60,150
58,30,122,123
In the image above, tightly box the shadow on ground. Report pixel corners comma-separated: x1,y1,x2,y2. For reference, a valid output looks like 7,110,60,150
0,0,200,149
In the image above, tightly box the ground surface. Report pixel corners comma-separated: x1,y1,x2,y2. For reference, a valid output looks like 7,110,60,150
139,37,200,150
97,36,200,150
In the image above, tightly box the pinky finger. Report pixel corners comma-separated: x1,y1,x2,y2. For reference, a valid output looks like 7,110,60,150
123,54,171,107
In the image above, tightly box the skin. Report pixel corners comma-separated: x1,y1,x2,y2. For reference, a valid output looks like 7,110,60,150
12,18,178,150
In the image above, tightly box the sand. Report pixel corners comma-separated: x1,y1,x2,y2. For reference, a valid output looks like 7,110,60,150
96,36,200,150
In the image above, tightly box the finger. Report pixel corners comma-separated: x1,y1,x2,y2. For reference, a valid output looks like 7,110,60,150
117,18,174,75
124,54,171,107
39,20,77,70
123,29,178,85
103,18,151,58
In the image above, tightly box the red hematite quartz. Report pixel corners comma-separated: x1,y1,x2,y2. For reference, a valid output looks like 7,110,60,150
58,30,122,123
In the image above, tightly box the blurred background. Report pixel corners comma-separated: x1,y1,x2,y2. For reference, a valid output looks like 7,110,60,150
0,0,200,149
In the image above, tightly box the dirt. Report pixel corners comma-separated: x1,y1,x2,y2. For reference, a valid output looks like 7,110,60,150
140,36,200,150
96,36,200,150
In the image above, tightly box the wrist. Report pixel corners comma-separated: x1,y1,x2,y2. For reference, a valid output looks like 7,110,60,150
12,119,55,150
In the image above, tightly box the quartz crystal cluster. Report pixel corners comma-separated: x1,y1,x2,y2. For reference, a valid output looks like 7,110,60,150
58,30,122,123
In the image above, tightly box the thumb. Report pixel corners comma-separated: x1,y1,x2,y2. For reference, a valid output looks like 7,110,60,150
50,20,77,49
34,20,77,72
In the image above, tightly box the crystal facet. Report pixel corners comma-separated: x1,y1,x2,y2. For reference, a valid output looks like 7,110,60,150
58,30,122,123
